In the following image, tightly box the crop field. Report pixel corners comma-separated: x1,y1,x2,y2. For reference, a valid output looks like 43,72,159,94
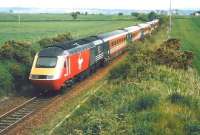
0,14,138,45
171,16,200,73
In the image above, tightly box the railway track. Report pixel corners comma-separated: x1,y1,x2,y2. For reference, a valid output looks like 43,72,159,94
0,96,53,135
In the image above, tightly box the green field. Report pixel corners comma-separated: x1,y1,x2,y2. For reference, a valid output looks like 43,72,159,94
172,16,200,73
1,14,200,134
0,13,135,22
0,14,137,45
32,22,200,135
0,14,139,97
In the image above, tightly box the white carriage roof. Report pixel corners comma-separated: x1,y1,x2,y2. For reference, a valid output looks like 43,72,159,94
98,30,127,42
124,26,141,33
138,23,151,28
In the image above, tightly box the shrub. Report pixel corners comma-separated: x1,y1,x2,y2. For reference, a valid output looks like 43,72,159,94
0,40,35,65
137,14,148,21
108,62,131,81
38,38,54,48
10,63,27,81
38,32,73,48
53,33,72,42
71,12,78,20
131,12,139,17
185,121,200,135
168,93,198,109
0,65,13,95
154,38,193,69
129,94,160,112
148,11,158,21
118,12,123,16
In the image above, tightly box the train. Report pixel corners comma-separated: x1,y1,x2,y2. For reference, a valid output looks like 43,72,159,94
29,19,159,91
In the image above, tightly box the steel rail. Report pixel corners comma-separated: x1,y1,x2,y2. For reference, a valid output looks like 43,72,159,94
0,96,50,134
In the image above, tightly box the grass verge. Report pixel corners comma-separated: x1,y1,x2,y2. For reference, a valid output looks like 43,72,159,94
40,23,200,135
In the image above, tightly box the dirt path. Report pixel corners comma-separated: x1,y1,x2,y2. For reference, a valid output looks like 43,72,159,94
7,53,127,135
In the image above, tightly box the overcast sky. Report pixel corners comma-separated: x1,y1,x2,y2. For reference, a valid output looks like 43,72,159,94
0,0,199,10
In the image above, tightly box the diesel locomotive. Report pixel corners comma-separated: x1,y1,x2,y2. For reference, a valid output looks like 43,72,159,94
29,19,159,91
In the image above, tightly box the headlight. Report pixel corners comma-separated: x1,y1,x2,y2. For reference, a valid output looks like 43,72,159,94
46,75,54,79
30,75,39,79
30,75,54,80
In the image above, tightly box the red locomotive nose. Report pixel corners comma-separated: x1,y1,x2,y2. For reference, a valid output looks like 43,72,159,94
31,79,63,91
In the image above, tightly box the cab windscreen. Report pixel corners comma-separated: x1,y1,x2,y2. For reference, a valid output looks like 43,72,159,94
36,57,57,68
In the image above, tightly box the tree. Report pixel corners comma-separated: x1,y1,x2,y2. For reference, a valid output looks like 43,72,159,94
118,12,123,16
137,14,148,21
76,11,81,15
71,12,78,20
148,11,158,21
9,9,13,13
131,12,139,17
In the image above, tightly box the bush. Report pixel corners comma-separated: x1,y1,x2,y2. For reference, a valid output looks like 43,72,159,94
168,93,198,109
118,12,123,16
131,12,139,17
0,40,35,65
168,93,185,104
0,65,13,95
10,63,27,81
154,38,193,69
129,94,160,111
71,12,78,20
38,32,73,48
108,62,131,81
137,14,148,21
148,11,158,21
38,38,54,48
185,121,200,135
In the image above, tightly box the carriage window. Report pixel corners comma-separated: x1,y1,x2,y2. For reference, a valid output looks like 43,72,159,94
36,57,57,68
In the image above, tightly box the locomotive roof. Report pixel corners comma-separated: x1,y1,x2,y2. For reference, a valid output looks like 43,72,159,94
38,36,102,56
53,36,100,50
38,47,64,57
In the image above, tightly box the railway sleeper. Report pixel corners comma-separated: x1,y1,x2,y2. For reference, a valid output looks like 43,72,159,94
2,117,19,121
0,124,10,130
10,114,25,118
0,121,13,125
0,121,12,125
20,108,34,111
